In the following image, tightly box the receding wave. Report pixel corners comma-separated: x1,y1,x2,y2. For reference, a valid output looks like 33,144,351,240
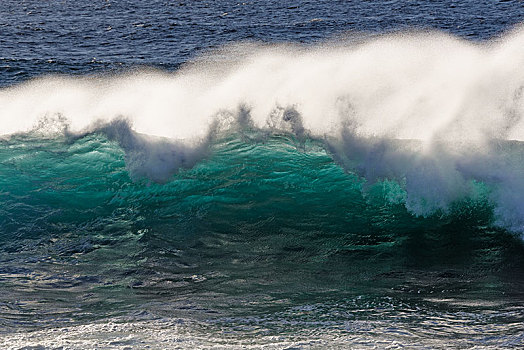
1,28,524,233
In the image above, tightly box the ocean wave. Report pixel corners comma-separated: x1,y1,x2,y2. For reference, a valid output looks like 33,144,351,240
1,28,523,233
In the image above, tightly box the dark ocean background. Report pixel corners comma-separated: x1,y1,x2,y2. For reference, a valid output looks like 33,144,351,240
1,1,524,348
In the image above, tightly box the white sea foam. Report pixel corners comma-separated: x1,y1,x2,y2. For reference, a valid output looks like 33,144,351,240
1,28,523,232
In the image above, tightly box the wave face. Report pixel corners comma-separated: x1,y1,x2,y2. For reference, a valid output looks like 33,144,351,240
1,130,524,346
1,30,524,233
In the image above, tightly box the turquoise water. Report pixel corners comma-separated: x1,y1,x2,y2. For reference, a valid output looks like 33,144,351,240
1,129,523,347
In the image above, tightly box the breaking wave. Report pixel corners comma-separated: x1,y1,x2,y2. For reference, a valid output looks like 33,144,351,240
1,28,523,233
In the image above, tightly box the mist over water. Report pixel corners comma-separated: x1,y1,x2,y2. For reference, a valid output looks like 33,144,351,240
3,28,524,141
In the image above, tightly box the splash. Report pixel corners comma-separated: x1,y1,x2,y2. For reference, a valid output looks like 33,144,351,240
1,28,523,232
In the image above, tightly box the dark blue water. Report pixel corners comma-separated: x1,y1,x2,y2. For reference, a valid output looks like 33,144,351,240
1,1,524,348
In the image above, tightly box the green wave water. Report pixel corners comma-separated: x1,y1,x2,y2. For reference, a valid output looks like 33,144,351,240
1,130,523,348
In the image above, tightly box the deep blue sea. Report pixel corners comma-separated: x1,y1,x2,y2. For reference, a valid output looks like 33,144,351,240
1,1,524,348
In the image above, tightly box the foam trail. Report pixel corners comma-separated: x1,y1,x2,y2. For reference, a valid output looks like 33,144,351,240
1,28,524,232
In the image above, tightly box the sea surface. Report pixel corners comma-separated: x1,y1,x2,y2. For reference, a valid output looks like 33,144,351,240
1,1,524,349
